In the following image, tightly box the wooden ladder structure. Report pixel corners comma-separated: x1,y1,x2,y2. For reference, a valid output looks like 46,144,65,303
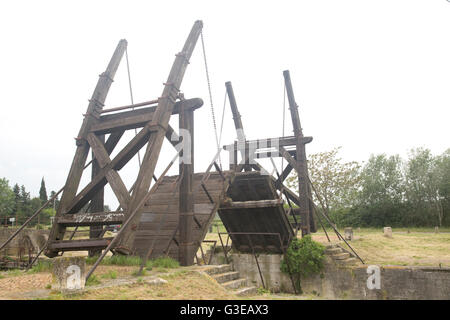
45,21,204,261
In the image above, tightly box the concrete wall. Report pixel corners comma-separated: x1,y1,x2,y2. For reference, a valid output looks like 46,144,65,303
226,252,450,300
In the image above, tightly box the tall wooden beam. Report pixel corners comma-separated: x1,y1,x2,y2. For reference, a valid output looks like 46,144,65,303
283,70,315,235
46,39,127,257
114,20,203,255
89,133,104,257
178,104,195,266
226,81,252,172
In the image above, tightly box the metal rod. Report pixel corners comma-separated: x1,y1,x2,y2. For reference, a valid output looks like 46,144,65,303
278,234,298,295
0,187,64,252
306,188,364,264
307,177,343,241
217,226,229,264
247,234,265,289
25,241,48,271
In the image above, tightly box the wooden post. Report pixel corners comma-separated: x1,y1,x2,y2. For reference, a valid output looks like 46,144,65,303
225,81,250,171
89,134,104,257
283,70,315,235
179,104,194,266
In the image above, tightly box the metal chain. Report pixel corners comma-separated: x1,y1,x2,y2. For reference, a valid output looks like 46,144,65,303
125,47,142,167
281,81,286,174
200,31,221,155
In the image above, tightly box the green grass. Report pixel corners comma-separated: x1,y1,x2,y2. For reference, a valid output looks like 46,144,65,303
85,274,101,286
86,255,150,267
85,254,180,271
147,256,180,269
100,270,117,280
6,269,23,277
28,260,52,274
131,269,147,277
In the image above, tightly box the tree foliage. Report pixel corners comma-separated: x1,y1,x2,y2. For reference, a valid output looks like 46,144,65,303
0,178,15,220
281,236,325,293
286,147,450,228
39,177,48,204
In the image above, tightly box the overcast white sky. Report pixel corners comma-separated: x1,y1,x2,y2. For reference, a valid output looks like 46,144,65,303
0,0,449,207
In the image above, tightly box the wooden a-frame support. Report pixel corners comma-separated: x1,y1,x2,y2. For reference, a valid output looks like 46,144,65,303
223,73,316,235
45,21,204,258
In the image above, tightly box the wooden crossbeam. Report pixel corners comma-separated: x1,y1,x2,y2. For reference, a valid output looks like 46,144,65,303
87,133,131,210
220,199,283,209
57,212,125,227
275,164,293,188
66,124,153,214
278,146,298,171
90,98,203,134
48,238,113,251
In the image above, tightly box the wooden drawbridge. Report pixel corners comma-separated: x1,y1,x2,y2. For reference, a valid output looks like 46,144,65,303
1,20,325,280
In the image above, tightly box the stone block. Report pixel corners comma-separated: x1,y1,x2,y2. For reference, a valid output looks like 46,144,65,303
52,257,86,293
344,227,353,241
383,227,392,238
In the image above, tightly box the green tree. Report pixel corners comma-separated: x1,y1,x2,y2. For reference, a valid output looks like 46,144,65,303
435,149,450,226
356,154,405,227
286,147,361,226
49,190,60,211
0,178,15,223
404,148,443,226
16,185,31,225
39,177,48,204
12,183,20,215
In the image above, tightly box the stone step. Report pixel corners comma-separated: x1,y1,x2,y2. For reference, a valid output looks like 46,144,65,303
222,278,247,290
213,271,240,283
325,244,338,249
325,247,342,255
336,257,359,266
235,286,257,296
202,264,233,276
332,252,350,260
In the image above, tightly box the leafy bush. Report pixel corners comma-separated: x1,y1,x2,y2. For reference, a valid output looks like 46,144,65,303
281,236,325,293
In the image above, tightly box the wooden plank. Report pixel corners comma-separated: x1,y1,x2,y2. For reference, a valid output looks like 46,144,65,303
57,212,124,226
49,238,113,251
220,199,283,209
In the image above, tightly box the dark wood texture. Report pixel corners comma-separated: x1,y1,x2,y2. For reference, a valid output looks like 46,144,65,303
217,172,294,254
115,21,204,254
178,105,194,266
46,39,127,257
283,70,316,235
133,172,231,261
